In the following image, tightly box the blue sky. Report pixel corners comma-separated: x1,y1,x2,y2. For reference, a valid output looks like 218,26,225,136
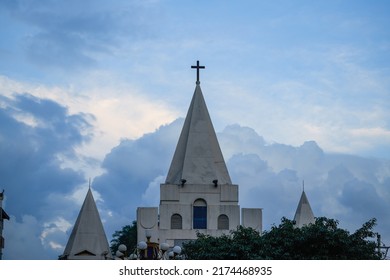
0,0,389,259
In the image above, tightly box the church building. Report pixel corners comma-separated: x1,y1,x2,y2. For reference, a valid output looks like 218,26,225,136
59,61,317,260
137,61,262,247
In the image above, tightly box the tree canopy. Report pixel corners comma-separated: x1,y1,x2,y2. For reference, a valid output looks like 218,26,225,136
110,220,137,257
183,217,381,260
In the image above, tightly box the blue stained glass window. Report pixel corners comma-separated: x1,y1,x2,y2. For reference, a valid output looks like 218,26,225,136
193,206,207,229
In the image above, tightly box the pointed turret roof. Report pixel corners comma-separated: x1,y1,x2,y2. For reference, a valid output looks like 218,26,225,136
0,190,9,220
59,188,112,260
293,190,315,228
165,82,232,185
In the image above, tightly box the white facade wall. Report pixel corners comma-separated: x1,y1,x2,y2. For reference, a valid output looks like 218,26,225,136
137,182,243,245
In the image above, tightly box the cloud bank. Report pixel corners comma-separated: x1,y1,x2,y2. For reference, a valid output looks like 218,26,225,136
2,101,389,259
1,0,389,260
1,93,93,259
91,121,390,256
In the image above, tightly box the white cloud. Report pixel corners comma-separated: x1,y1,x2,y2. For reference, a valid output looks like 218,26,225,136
41,217,72,240
3,215,51,260
205,43,390,158
40,217,73,251
142,175,165,206
1,0,389,261
2,115,390,259
0,74,178,177
350,127,390,139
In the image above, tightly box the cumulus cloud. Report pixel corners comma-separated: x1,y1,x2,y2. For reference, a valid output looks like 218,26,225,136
3,215,50,259
92,119,183,218
220,124,390,242
0,92,94,259
1,83,388,259
91,120,390,249
1,0,389,260
2,108,390,259
142,175,165,206
0,93,93,215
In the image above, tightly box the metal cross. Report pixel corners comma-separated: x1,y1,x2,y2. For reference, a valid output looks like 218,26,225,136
191,60,205,83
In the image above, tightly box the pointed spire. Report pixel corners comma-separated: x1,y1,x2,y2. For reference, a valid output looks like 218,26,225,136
165,83,232,185
293,189,315,228
59,187,112,260
0,188,9,220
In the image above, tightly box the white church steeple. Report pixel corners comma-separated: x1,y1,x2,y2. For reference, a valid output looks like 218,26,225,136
137,61,262,249
293,185,315,228
59,186,112,260
165,80,232,185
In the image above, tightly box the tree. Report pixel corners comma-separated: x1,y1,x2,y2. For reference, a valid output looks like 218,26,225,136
182,217,382,260
183,226,263,260
260,217,380,259
110,221,137,257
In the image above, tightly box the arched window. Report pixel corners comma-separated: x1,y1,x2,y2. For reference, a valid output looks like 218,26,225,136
193,199,207,229
171,214,182,229
218,214,229,230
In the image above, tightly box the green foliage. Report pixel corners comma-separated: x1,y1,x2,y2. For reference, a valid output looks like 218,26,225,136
110,221,137,256
183,217,382,260
183,226,262,260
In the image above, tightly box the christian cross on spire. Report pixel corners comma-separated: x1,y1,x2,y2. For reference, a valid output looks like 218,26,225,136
191,60,205,84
